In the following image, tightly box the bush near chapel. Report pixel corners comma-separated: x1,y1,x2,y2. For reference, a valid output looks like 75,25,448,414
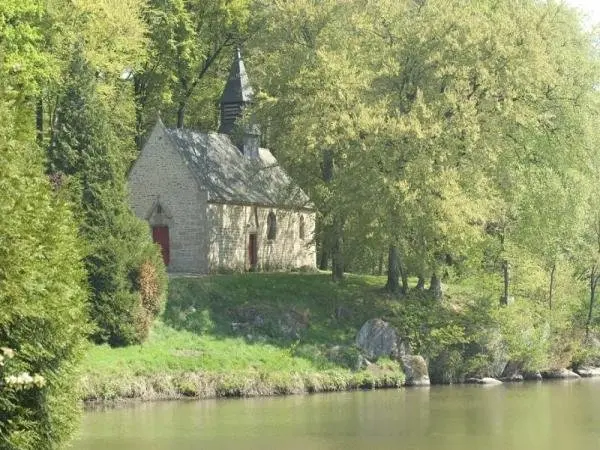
87,212,168,346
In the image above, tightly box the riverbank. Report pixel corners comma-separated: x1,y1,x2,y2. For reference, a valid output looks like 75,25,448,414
80,272,596,403
81,322,405,402
81,273,408,402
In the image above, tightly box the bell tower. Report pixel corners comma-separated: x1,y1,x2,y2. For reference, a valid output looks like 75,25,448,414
218,48,260,158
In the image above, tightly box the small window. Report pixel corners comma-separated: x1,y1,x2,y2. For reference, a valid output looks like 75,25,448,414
299,215,305,239
267,211,277,240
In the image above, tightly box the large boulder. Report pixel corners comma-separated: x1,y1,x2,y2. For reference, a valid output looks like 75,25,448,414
401,355,430,386
466,377,503,385
356,319,406,361
575,366,600,378
541,368,581,380
523,371,543,381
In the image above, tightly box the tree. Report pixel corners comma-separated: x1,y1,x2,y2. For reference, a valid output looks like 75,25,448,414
48,49,167,346
0,2,90,447
249,0,382,281
364,0,599,301
133,0,252,141
0,132,88,450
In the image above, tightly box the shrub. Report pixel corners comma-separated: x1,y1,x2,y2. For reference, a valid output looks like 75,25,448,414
87,213,168,346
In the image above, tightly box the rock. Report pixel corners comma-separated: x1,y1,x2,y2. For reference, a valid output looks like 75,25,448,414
501,374,524,382
401,355,430,386
541,368,581,380
466,377,502,385
481,377,503,385
575,366,600,378
523,371,543,381
356,319,407,361
501,360,522,378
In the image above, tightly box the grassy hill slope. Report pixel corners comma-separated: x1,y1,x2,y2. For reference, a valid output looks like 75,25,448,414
81,271,588,402
81,273,407,401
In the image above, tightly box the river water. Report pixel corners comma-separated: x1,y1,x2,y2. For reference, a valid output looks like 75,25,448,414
77,379,600,449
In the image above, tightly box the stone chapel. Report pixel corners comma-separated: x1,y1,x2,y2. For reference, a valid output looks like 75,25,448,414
127,50,316,273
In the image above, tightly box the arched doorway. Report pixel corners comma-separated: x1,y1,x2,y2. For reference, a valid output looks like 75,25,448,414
152,225,170,265
147,199,172,267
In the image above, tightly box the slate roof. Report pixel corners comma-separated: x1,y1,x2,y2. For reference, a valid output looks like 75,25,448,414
220,48,254,104
165,127,313,210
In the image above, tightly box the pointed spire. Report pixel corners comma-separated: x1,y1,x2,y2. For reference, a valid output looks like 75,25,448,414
219,48,254,134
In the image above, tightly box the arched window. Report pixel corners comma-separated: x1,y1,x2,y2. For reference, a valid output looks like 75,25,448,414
267,211,277,240
299,215,305,239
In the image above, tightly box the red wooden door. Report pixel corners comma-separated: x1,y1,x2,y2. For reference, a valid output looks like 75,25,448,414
248,233,258,268
152,226,170,266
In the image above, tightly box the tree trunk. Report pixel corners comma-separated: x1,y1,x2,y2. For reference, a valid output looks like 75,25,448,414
499,230,510,306
377,250,384,276
416,275,425,290
399,261,409,295
321,148,343,281
331,224,344,282
177,102,186,128
319,248,329,270
36,98,44,146
429,272,442,299
385,245,400,293
500,258,510,305
586,265,598,340
548,261,556,310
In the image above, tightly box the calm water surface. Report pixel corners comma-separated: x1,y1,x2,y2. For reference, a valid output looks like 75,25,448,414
77,380,600,449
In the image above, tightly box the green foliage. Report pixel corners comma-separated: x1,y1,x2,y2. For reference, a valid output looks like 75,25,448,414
135,0,252,134
248,0,600,299
2,1,600,444
0,111,88,449
86,213,168,346
494,301,551,372
48,45,167,347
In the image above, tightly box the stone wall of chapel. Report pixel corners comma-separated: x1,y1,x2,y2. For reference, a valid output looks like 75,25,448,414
127,125,209,273
207,203,316,272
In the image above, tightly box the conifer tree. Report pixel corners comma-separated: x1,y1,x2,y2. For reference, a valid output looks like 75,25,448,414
49,50,167,346
0,102,88,450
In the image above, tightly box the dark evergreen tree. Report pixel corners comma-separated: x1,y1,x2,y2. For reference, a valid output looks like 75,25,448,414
48,50,167,346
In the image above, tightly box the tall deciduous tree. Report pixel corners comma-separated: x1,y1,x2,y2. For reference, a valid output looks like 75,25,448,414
134,0,252,140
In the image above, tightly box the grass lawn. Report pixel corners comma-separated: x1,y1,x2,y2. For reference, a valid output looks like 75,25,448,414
80,272,410,401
